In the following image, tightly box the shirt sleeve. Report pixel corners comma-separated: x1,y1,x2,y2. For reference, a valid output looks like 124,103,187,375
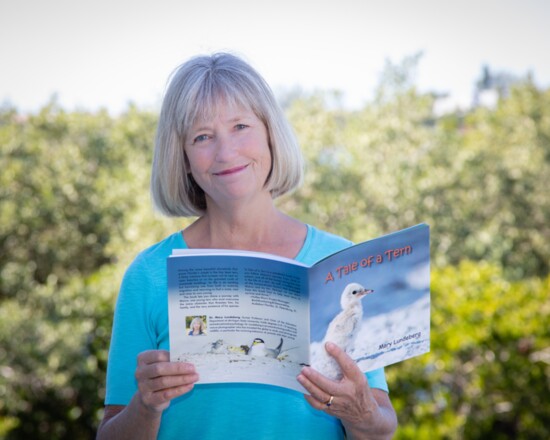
365,368,389,393
105,255,159,405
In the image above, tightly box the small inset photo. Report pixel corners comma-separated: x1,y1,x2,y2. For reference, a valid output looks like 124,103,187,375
186,315,207,336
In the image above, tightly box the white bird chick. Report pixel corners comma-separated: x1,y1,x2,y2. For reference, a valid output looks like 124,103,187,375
311,282,374,380
248,337,283,358
208,339,229,354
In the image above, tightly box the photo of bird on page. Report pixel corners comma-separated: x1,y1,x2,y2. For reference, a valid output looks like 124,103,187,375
167,254,312,392
308,224,430,379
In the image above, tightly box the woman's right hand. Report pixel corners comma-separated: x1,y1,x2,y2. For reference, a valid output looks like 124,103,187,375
135,350,199,413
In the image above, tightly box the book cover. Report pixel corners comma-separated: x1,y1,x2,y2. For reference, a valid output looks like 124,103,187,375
167,223,430,392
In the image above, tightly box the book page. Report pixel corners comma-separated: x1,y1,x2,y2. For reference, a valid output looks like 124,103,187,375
168,254,310,392
308,224,430,379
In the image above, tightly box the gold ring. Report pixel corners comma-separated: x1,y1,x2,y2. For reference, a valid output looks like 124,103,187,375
325,395,334,407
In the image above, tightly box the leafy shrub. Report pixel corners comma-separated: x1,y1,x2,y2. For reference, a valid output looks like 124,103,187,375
388,262,550,439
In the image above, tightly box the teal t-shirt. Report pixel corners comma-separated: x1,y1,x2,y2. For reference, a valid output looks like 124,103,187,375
105,225,388,440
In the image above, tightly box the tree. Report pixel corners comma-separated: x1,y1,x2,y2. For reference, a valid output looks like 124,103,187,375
0,101,181,438
388,262,550,439
283,61,550,279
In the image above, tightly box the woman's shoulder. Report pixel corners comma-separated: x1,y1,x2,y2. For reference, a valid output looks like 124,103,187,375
298,225,353,265
307,225,353,247
114,232,185,308
126,231,185,276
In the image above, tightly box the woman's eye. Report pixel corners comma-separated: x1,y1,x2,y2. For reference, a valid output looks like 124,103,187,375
235,124,248,130
193,134,209,143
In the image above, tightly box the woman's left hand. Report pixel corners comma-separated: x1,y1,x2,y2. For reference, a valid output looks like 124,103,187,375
297,342,397,439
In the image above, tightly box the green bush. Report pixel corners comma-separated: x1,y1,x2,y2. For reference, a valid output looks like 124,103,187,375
0,102,180,438
388,262,550,439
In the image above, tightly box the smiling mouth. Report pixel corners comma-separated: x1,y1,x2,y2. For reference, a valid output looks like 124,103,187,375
213,164,248,176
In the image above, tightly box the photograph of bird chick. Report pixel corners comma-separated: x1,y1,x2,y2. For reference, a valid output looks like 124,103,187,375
208,339,250,355
311,282,374,380
247,337,284,359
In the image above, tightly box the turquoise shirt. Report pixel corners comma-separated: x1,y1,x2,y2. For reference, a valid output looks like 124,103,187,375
105,225,388,440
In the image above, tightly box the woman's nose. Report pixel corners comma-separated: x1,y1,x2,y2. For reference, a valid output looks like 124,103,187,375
214,134,237,161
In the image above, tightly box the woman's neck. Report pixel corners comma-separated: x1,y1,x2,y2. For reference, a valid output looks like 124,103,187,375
183,199,307,258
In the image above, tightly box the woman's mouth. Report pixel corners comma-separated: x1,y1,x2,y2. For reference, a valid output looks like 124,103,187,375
213,164,248,176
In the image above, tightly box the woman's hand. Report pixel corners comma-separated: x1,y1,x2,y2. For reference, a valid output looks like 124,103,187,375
135,350,199,413
297,342,397,439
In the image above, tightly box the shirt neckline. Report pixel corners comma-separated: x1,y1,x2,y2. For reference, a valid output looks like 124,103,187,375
176,224,313,263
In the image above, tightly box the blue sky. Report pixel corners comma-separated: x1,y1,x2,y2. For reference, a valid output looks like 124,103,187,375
1,0,548,114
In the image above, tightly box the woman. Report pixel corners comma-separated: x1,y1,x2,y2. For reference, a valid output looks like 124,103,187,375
97,52,397,439
188,317,206,336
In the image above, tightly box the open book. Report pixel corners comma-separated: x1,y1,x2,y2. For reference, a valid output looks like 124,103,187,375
168,223,430,392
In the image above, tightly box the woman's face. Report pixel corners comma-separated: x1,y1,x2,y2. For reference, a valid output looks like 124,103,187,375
184,101,272,208
193,321,201,330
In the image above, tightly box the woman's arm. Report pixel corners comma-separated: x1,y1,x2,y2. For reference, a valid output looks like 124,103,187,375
297,343,397,439
340,388,397,440
97,350,199,440
96,398,161,440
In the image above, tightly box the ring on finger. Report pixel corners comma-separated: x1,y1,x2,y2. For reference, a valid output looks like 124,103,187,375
324,395,334,407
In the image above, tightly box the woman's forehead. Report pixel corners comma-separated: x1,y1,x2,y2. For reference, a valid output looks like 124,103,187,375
191,98,255,125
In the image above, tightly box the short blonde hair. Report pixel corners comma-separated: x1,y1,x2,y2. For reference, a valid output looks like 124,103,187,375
190,317,206,332
151,52,304,217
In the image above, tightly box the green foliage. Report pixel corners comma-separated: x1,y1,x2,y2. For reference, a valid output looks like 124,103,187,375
283,58,550,279
456,83,550,278
388,262,550,439
0,266,118,438
282,55,438,243
0,101,181,438
2,101,133,298
1,57,549,438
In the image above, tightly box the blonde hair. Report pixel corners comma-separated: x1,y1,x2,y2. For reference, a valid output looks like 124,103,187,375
190,317,206,333
151,52,304,217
